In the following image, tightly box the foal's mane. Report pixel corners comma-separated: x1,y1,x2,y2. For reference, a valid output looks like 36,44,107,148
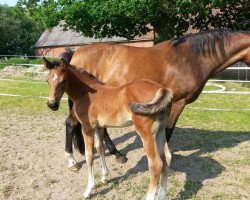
172,29,250,58
77,68,105,85
51,61,104,85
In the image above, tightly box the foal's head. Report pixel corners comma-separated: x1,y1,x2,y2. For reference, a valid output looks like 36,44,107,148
43,57,68,111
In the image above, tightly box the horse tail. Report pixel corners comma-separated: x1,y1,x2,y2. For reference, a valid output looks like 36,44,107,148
129,88,173,115
60,49,74,63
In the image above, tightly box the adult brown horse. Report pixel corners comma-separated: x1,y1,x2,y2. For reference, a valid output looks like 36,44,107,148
63,29,250,170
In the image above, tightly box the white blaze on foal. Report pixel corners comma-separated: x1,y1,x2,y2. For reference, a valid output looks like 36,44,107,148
52,73,58,81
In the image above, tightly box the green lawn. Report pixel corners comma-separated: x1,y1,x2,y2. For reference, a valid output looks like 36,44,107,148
0,79,68,114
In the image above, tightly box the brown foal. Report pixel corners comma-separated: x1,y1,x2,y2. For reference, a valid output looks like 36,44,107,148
43,58,173,200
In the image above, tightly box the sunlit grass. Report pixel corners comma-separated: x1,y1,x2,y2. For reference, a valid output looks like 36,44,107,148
0,79,68,115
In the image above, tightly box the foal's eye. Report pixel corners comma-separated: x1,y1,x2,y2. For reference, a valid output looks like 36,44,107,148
61,80,66,86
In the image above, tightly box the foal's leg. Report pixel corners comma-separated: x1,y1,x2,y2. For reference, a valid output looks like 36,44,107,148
82,127,95,198
95,128,109,183
157,126,172,200
133,118,163,200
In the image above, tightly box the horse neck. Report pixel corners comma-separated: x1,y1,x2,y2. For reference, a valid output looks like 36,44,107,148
211,33,250,75
65,68,102,102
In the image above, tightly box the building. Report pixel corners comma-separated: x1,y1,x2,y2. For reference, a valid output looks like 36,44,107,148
35,22,154,57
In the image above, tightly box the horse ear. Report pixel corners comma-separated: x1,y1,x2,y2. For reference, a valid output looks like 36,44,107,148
60,58,68,71
42,57,53,70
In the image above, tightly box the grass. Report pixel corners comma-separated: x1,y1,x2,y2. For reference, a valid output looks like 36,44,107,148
1,185,13,198
205,81,250,92
0,57,42,69
0,79,68,114
0,79,249,114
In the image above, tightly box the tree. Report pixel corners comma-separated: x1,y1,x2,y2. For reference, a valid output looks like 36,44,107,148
0,4,44,55
18,0,250,43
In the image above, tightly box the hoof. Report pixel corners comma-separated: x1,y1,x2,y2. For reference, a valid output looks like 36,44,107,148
101,177,108,184
116,155,128,164
68,163,81,172
83,190,92,199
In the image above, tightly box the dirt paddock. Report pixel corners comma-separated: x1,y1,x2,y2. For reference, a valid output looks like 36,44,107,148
1,110,249,200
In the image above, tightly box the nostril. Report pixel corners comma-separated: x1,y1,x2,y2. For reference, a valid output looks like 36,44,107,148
47,100,59,111
54,102,58,107
47,101,56,108
47,101,51,108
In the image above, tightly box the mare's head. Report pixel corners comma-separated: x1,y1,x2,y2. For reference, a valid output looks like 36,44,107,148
42,57,68,111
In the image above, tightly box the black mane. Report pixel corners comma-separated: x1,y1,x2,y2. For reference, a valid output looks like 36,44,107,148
172,29,250,58
60,50,74,63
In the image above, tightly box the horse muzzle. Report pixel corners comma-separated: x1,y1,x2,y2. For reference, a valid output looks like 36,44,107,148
47,100,60,111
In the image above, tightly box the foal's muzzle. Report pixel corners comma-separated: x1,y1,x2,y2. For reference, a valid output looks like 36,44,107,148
47,100,60,111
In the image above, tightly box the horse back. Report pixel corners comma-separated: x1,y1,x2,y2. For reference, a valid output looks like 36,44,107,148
70,43,170,86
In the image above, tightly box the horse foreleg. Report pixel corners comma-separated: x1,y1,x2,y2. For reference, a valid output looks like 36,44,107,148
95,128,109,183
165,100,186,142
65,114,81,172
83,128,95,199
103,128,128,164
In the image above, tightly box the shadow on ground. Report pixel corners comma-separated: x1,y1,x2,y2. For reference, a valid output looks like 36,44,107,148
93,127,250,198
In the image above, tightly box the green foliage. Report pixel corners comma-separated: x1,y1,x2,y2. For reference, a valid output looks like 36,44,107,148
0,57,42,69
18,0,250,42
0,4,44,55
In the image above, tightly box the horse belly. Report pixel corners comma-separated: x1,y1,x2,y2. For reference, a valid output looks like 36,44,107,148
97,112,133,128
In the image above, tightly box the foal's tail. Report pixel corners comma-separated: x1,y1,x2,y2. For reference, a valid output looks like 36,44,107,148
129,88,173,115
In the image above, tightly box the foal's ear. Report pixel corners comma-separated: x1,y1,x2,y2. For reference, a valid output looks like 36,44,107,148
42,57,53,70
59,58,68,71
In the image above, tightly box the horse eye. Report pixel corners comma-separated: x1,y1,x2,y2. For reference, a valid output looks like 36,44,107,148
61,80,66,86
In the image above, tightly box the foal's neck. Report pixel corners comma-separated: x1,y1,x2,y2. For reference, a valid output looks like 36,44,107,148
65,68,103,102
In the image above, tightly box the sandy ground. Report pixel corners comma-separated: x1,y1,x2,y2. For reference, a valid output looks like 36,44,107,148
1,111,249,200
0,111,151,200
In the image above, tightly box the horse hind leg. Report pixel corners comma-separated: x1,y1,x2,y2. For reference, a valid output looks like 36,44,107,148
144,138,163,200
157,126,171,200
133,119,163,200
95,128,109,183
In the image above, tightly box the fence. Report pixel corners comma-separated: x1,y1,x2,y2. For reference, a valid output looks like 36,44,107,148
212,62,250,82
